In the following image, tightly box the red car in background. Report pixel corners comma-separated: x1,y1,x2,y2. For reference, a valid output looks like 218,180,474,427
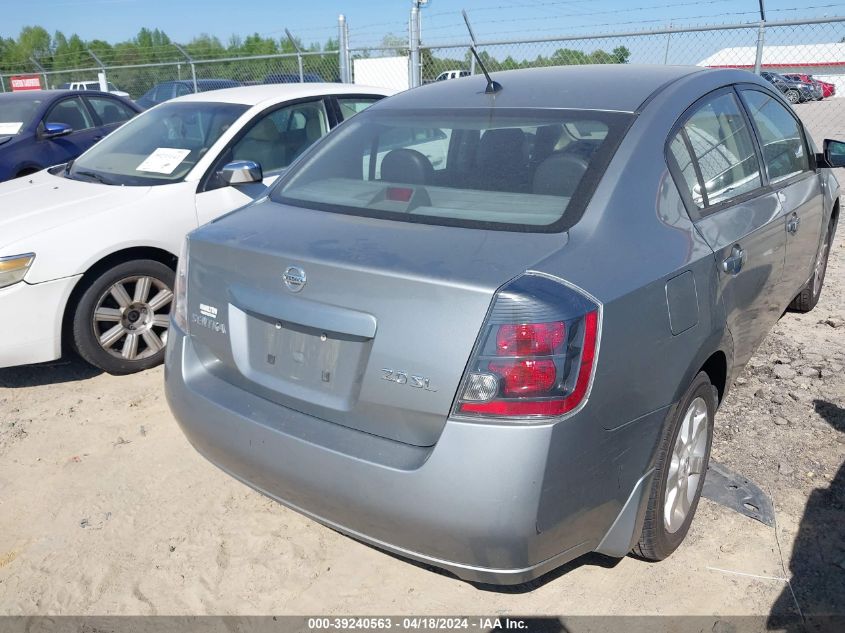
818,79,836,98
784,73,835,99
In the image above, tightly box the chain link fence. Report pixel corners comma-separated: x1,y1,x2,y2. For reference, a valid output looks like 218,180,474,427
3,15,845,142
0,50,342,99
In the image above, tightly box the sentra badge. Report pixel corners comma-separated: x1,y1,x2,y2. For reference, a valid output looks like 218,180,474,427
192,303,226,334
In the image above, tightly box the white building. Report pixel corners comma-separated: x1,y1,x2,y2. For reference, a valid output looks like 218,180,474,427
698,43,845,96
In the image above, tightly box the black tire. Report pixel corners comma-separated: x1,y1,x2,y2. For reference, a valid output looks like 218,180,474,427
72,259,175,375
785,89,800,104
16,168,39,178
789,215,835,313
634,371,716,561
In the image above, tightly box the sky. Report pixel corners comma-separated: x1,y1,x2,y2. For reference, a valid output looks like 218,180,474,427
3,0,845,49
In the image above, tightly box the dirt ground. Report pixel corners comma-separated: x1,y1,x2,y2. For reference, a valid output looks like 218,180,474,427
0,103,843,619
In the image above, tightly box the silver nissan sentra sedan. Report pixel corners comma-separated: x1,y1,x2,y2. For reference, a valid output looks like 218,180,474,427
165,65,841,585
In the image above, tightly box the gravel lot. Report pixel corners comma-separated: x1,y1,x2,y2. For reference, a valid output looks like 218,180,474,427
0,102,843,621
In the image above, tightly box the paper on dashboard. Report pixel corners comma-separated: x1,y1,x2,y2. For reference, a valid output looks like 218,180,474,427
0,122,23,135
136,148,192,174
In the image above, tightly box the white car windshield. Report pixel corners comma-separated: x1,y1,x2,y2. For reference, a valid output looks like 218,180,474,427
68,101,248,186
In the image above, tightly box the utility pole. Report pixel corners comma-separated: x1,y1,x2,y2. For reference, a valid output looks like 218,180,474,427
753,0,766,75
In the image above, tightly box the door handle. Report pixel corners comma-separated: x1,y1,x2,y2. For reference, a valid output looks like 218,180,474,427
92,135,103,141
722,244,745,275
787,214,801,234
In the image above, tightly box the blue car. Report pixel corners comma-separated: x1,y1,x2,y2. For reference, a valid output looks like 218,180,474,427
135,79,242,109
0,90,141,182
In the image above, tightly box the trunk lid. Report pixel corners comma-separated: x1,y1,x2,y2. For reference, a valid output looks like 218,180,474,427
187,199,566,446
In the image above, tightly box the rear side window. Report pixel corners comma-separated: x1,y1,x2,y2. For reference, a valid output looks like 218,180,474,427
741,89,809,183
273,108,632,232
337,97,381,121
669,91,762,209
86,96,136,125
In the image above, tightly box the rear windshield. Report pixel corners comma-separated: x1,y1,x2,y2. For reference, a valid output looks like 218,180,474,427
273,107,632,232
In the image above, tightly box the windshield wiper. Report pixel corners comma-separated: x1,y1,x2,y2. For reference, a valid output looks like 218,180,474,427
74,170,115,185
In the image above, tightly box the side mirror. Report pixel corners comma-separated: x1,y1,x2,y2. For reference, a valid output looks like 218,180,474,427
42,122,73,139
819,139,845,168
218,160,263,185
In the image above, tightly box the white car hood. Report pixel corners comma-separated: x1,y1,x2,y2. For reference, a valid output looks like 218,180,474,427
0,170,152,251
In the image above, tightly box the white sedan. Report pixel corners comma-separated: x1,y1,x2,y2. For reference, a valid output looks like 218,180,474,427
0,83,394,374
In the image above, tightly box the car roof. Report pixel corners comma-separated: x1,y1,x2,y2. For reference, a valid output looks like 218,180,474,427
377,65,715,113
172,83,396,106
0,89,92,101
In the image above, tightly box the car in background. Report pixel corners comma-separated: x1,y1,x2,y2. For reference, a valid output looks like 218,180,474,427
136,79,242,109
59,80,131,99
760,71,816,103
0,89,141,182
435,69,470,81
817,78,836,98
782,73,829,99
0,83,393,374
166,65,839,585
264,73,324,84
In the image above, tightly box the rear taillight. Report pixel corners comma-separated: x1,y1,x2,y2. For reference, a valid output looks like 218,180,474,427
453,273,601,421
173,237,190,333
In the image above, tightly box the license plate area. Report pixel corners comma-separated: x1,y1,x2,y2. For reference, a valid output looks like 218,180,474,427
229,304,371,411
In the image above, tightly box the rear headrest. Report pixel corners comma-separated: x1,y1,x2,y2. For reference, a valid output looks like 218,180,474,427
101,105,121,125
381,148,434,185
477,128,525,165
532,125,563,163
304,110,323,142
532,152,589,198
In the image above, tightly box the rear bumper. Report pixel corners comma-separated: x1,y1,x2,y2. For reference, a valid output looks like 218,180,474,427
0,276,80,368
166,327,665,584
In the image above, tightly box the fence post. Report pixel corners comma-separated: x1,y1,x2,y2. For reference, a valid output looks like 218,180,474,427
174,44,197,92
0,76,5,92
409,3,422,87
663,22,672,64
87,48,108,89
753,0,766,74
285,29,304,82
338,14,351,83
29,57,48,89
753,21,766,74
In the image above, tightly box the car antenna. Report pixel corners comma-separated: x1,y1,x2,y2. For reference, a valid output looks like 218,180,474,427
462,9,501,94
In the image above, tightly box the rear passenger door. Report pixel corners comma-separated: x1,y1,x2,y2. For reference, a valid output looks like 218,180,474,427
667,88,787,367
738,87,824,297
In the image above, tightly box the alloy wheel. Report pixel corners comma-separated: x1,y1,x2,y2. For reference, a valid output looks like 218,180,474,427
92,275,173,361
663,396,709,533
813,229,831,298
